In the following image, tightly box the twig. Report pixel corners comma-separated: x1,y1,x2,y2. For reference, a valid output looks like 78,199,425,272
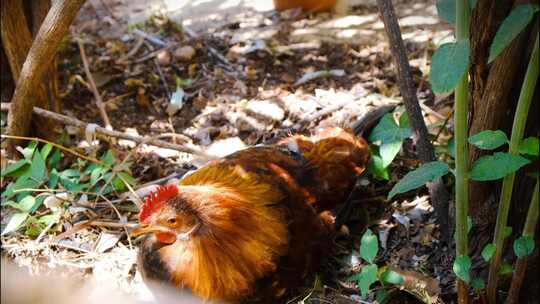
153,57,171,97
132,28,168,47
434,109,454,143
90,221,138,229
52,217,98,242
134,171,188,190
1,134,105,166
75,37,113,130
293,100,352,130
1,103,214,158
377,0,452,243
120,36,145,60
183,25,246,79
99,195,133,249
134,45,173,63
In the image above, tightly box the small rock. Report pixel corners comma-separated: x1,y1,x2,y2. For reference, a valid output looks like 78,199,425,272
174,46,196,61
156,50,171,66
205,137,246,157
245,100,285,122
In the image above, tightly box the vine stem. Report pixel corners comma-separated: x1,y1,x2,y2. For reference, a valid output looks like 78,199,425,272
454,0,470,302
487,36,539,303
506,179,539,304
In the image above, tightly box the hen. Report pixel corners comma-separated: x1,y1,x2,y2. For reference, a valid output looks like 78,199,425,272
132,123,375,302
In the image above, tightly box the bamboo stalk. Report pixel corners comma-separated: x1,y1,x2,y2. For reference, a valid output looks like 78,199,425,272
454,0,471,302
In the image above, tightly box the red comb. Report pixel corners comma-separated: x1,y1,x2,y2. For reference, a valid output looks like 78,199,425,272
139,184,179,223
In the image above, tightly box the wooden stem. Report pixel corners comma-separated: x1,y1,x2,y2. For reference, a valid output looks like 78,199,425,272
5,0,86,152
376,0,452,243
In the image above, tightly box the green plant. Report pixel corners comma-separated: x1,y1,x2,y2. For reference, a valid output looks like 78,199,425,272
348,229,405,301
390,1,539,302
1,141,136,237
367,110,412,180
486,35,539,302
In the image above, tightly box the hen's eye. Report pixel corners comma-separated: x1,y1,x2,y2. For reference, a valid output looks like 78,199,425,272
167,218,177,225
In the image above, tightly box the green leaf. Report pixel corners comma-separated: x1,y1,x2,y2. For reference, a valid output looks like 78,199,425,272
48,169,59,189
388,161,450,199
1,212,29,235
436,0,476,24
40,144,53,161
360,229,379,264
471,277,485,290
399,111,409,128
60,177,88,192
4,173,39,200
118,172,136,185
359,264,378,298
468,130,509,150
380,141,402,168
498,262,513,276
39,214,59,226
368,113,411,144
488,5,540,63
18,196,37,213
518,137,539,156
112,176,126,191
48,149,61,169
59,169,80,180
470,152,530,181
514,235,535,258
30,149,46,183
90,166,106,186
101,150,115,166
380,270,405,285
453,255,471,284
21,141,38,160
429,40,470,93
376,289,389,304
504,226,513,238
368,154,390,180
1,160,29,177
467,216,473,234
481,243,496,262
448,137,456,158
24,216,43,237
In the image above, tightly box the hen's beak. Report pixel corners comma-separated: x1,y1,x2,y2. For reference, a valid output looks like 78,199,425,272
130,223,170,237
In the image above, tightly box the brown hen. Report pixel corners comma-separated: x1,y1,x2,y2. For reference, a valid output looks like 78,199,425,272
132,126,370,302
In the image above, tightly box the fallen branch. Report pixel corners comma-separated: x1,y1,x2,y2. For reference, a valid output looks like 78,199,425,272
377,0,452,243
1,103,214,159
76,37,113,130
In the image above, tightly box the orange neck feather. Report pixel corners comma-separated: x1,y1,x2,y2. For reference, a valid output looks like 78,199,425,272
159,165,289,301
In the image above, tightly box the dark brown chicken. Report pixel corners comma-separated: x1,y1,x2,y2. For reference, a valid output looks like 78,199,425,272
132,126,370,302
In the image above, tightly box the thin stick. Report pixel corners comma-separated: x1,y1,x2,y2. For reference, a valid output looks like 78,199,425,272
506,180,539,304
75,37,113,130
376,0,452,243
1,134,105,166
99,195,133,249
183,25,245,79
1,103,214,158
